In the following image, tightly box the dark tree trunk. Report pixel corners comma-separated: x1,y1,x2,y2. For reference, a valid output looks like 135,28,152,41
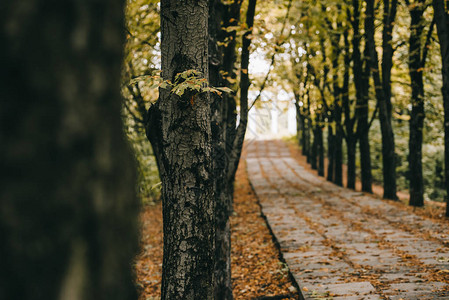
318,123,325,177
432,0,449,217
351,0,372,193
359,132,373,192
365,0,398,200
347,137,357,189
357,25,373,193
211,0,255,297
227,0,256,187
341,28,356,189
311,122,319,170
408,0,428,207
305,91,312,162
0,1,139,299
304,115,311,160
334,103,344,186
209,0,233,298
327,124,335,181
295,93,303,146
146,1,215,298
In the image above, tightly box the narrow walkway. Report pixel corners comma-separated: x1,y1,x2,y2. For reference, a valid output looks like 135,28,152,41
246,139,449,300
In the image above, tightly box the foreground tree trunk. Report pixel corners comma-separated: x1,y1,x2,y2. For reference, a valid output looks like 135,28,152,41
0,1,139,299
432,0,449,217
146,0,215,298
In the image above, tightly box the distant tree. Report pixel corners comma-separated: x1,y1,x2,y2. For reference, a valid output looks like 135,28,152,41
365,0,399,200
0,0,139,299
432,0,449,216
350,0,373,193
145,0,215,298
407,0,434,207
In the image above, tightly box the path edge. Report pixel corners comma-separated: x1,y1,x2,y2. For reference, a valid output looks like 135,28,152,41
245,160,307,300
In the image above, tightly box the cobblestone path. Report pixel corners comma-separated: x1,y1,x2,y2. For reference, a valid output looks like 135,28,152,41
246,139,449,300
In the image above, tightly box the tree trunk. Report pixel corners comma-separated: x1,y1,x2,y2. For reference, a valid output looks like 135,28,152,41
146,1,215,298
432,0,449,217
311,123,319,170
408,0,427,207
359,132,373,192
327,124,335,181
209,0,233,298
334,104,343,186
305,92,312,162
295,94,303,147
341,27,356,189
357,21,373,193
0,1,139,299
347,137,357,189
365,0,398,200
318,124,325,177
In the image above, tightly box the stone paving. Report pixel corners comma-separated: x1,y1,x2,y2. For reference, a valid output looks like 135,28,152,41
246,139,449,300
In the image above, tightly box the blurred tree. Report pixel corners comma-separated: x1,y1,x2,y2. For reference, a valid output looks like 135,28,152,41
0,0,139,299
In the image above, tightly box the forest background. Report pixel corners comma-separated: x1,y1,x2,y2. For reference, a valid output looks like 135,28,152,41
123,0,448,211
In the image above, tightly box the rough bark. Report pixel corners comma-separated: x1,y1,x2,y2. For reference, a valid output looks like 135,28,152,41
432,0,449,216
209,0,233,298
0,1,139,299
365,0,398,200
146,1,215,298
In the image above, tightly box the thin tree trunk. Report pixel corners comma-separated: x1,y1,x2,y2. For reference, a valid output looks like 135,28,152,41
305,90,312,162
226,0,256,194
0,1,139,299
209,0,233,298
311,122,319,170
341,27,356,189
146,1,215,298
432,0,449,216
294,92,303,148
327,123,335,181
318,123,325,177
334,103,343,186
358,29,373,193
359,132,373,192
347,137,357,189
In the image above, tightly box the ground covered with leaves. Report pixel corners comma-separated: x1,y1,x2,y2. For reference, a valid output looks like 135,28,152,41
135,160,300,299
